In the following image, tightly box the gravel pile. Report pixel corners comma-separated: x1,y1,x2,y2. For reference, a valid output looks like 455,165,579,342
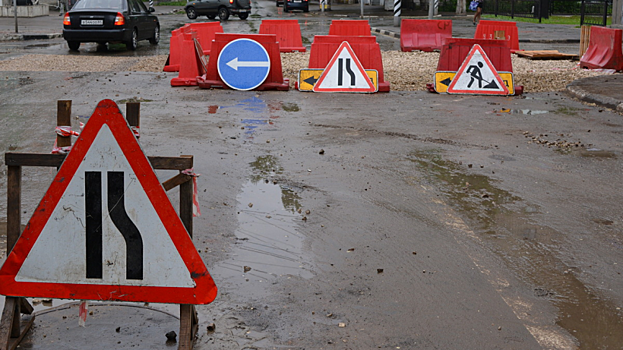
0,52,612,92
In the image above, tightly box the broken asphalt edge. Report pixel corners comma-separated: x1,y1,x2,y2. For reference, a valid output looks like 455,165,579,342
0,32,62,41
566,79,623,114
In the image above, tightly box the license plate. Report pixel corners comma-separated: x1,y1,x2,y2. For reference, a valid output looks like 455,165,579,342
238,9,248,12
81,19,103,25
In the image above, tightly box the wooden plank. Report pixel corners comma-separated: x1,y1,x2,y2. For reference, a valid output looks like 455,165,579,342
7,315,34,350
6,166,20,252
126,102,140,128
5,153,194,170
149,156,193,170
178,305,195,350
580,25,591,58
0,297,17,350
515,50,578,60
162,174,192,192
179,156,194,237
17,300,32,316
56,100,72,149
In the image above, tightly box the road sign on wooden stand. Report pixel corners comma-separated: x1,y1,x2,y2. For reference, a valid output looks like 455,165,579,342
0,100,214,350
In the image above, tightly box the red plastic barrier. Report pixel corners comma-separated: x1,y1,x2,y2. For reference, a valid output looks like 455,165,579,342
171,32,203,87
259,19,306,52
197,33,289,91
436,38,513,73
309,35,389,92
328,20,371,36
163,28,183,72
474,20,520,53
189,22,224,56
400,19,452,52
580,26,623,71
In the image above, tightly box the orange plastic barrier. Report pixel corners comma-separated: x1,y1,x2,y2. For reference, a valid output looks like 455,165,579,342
259,19,306,52
580,26,623,71
309,35,389,92
170,32,205,87
189,22,224,56
474,20,520,53
197,33,289,91
400,19,452,52
328,19,371,36
436,38,513,73
163,28,183,72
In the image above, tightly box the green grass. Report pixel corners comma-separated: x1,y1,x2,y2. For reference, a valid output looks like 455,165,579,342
482,14,612,25
156,1,186,5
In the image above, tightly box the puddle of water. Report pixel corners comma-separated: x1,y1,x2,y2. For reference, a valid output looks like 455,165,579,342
408,150,623,348
512,109,549,115
212,159,311,297
575,148,617,158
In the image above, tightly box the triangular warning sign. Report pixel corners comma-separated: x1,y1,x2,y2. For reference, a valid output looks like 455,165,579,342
0,100,217,305
447,44,510,95
313,41,376,93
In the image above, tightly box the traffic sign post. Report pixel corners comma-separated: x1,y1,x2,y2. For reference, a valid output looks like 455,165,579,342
446,44,510,95
313,41,377,93
217,38,271,91
0,100,215,350
299,68,378,91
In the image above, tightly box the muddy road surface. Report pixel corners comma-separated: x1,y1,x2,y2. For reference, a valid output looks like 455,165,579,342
0,69,622,349
1,2,622,348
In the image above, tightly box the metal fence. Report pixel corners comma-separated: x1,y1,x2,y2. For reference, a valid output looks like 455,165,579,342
485,0,612,25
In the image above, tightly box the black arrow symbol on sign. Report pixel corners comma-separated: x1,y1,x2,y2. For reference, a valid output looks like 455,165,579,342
304,75,319,86
440,77,452,86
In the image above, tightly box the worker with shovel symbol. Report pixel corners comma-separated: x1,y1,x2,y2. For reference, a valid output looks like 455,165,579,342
466,61,500,89
467,61,484,88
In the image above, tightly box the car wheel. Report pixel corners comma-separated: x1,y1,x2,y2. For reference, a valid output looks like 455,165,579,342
283,3,289,11
67,41,80,51
126,29,138,51
207,14,216,19
186,6,197,19
303,5,309,12
218,7,229,20
149,25,159,45
238,12,248,20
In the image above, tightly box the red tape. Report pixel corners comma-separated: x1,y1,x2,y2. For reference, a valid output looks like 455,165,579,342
181,168,201,217
55,126,80,137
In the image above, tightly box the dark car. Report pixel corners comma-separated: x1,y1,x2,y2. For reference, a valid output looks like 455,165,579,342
184,0,251,21
283,0,308,12
63,0,159,51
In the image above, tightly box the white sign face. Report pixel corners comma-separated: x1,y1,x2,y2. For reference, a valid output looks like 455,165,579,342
447,44,509,95
15,125,194,288
313,41,376,93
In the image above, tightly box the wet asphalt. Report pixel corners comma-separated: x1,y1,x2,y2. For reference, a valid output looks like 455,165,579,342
0,2,623,349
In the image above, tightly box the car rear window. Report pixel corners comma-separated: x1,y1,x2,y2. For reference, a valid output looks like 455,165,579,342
73,0,125,10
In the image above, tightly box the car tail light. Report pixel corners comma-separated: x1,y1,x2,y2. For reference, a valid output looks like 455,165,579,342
114,12,125,26
63,13,71,25
229,0,233,4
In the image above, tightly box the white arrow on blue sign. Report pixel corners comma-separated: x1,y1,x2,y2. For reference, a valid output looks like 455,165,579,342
217,38,271,91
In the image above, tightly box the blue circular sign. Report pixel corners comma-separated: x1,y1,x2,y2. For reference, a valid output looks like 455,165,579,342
217,38,271,91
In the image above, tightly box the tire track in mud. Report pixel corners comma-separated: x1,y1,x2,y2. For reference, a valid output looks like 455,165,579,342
407,149,623,349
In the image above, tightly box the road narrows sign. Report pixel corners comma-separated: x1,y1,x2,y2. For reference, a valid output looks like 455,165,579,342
447,44,510,95
217,38,271,91
0,100,217,305
313,41,377,93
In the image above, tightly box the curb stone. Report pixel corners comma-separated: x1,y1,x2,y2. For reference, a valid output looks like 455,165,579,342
372,27,400,38
0,33,62,41
566,81,623,114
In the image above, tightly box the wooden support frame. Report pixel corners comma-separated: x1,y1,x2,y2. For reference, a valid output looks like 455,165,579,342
1,101,199,350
